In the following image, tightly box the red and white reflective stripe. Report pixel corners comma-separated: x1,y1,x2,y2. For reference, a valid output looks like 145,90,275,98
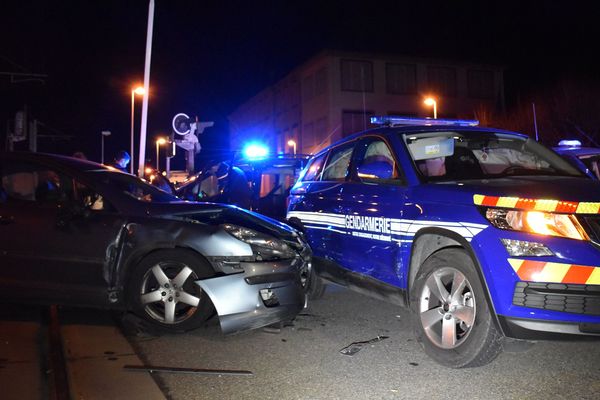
473,194,600,214
508,258,600,285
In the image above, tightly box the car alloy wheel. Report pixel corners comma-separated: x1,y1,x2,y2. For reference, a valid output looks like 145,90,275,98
410,248,503,368
140,261,201,324
129,249,214,332
419,266,476,349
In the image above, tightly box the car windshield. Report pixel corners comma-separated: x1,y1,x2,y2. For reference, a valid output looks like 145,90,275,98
402,131,584,182
90,171,178,203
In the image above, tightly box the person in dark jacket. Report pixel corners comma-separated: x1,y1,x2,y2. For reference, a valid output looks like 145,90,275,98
109,150,131,173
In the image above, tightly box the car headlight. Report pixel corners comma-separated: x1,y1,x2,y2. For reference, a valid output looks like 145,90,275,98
222,224,296,260
485,208,589,241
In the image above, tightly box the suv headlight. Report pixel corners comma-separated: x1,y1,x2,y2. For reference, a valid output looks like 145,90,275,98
485,208,589,241
222,224,296,260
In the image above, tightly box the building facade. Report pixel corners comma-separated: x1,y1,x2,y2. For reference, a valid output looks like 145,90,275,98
229,50,504,155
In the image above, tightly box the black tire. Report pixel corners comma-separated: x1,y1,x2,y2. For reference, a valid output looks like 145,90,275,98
410,248,503,368
303,261,327,300
127,249,215,333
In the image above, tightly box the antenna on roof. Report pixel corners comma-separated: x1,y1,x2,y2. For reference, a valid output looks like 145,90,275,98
532,103,539,141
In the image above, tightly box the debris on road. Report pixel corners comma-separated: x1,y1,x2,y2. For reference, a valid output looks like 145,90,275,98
339,335,389,356
124,365,253,376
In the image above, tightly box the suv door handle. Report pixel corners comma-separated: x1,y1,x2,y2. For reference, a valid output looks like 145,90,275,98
0,215,14,225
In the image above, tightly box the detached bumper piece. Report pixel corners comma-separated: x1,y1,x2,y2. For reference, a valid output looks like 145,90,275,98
196,259,305,335
513,281,600,316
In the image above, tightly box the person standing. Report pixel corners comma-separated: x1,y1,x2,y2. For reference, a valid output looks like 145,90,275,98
109,150,131,173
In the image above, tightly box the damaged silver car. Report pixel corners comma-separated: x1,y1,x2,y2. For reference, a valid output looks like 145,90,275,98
0,152,310,333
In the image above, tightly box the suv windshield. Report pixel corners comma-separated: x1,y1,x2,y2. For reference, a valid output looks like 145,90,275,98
577,154,600,179
402,131,584,182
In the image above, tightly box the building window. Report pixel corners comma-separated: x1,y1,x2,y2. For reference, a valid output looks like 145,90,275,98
468,69,494,99
302,75,314,102
427,66,457,97
315,67,327,95
342,110,375,136
340,60,373,92
386,63,417,94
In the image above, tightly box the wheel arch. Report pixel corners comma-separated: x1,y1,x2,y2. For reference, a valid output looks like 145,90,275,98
117,244,215,299
406,227,503,333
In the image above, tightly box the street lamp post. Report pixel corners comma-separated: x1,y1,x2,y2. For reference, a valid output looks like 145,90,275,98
424,97,437,119
130,86,145,174
155,137,166,170
287,139,297,155
101,130,111,164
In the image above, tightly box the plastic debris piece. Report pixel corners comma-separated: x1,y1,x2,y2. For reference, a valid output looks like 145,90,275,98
339,335,389,356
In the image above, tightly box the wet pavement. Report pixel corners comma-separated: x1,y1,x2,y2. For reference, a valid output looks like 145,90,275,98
131,285,600,400
2,287,600,399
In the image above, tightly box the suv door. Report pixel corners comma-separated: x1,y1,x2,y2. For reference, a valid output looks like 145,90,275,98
289,142,355,265
340,136,408,288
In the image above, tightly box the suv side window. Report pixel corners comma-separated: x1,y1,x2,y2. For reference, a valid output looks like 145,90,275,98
354,138,402,183
322,142,355,181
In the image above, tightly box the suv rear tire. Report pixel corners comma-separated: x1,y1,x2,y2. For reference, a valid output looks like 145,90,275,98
410,248,503,368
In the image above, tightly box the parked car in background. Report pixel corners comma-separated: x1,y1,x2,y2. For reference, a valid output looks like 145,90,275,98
288,116,600,368
176,155,309,220
0,152,310,334
553,139,600,179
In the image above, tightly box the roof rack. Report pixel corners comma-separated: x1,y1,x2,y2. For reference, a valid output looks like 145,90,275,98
370,116,479,127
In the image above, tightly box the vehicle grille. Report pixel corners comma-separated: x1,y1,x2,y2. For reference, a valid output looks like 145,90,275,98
513,281,600,316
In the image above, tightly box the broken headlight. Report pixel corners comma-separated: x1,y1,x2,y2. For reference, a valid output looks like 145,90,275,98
222,224,296,260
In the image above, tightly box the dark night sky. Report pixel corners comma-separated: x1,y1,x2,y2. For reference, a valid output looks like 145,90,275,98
1,1,599,164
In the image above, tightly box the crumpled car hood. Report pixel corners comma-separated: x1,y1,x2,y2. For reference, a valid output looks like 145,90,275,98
144,201,299,241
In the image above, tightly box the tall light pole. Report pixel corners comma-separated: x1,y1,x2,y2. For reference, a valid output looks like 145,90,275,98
155,137,166,170
138,0,155,178
424,97,438,119
130,86,145,174
287,139,297,155
101,130,111,163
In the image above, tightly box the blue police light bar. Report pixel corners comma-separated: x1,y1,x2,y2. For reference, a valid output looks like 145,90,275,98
370,116,479,127
557,139,582,147
243,143,269,159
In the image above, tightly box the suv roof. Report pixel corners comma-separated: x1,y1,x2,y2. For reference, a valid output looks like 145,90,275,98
314,122,528,158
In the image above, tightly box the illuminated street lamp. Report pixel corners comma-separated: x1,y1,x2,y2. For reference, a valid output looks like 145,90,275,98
101,130,111,164
130,86,146,174
155,137,166,170
424,97,438,119
287,139,297,155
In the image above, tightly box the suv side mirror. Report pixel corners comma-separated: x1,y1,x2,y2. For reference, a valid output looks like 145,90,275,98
357,161,393,180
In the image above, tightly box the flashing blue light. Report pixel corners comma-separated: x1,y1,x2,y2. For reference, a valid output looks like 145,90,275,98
370,116,479,127
243,143,269,159
558,139,582,147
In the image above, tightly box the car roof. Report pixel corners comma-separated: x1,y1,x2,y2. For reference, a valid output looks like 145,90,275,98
312,125,529,157
1,151,111,172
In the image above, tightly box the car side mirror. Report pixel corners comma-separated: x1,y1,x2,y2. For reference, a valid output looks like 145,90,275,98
357,161,393,180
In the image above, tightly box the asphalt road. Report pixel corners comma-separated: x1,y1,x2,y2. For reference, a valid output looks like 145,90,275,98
130,285,600,400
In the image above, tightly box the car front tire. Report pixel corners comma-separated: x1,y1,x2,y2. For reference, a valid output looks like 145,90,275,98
128,249,215,333
410,248,503,368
